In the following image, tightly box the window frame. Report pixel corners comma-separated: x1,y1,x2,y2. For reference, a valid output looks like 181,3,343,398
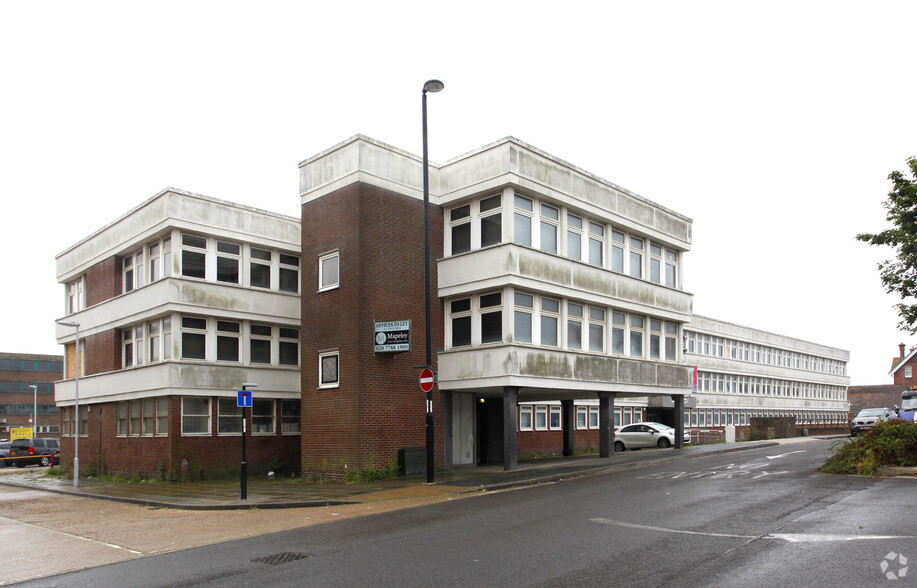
318,251,340,292
319,351,340,389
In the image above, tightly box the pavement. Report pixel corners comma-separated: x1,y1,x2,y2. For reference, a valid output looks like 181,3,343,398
0,436,853,511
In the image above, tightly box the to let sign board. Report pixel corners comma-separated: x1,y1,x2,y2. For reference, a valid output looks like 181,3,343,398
374,320,411,353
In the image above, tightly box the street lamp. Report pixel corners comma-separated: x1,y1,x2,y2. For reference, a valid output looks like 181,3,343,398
56,320,80,487
422,78,444,484
28,385,37,438
240,382,258,500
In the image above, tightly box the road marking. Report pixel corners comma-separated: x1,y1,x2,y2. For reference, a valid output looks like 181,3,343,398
590,518,917,543
765,450,806,460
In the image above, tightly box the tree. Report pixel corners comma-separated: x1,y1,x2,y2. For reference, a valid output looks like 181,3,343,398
857,156,917,333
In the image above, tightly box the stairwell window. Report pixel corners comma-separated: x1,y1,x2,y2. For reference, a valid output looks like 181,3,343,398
514,195,533,247
319,351,340,388
319,252,339,291
216,241,240,284
181,234,207,279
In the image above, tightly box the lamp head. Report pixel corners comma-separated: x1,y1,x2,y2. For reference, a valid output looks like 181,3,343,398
242,383,259,390
423,79,445,93
57,320,80,328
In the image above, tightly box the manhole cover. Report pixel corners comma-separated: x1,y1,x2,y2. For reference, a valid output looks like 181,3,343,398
251,552,313,566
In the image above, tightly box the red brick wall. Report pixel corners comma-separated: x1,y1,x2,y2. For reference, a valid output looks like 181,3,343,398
58,396,301,479
301,182,445,478
893,355,917,385
83,330,119,376
518,429,600,456
84,256,121,308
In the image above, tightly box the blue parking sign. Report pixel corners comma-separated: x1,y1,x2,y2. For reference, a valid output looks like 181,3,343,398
237,390,252,408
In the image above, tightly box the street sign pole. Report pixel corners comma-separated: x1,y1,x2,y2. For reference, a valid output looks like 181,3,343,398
238,384,257,500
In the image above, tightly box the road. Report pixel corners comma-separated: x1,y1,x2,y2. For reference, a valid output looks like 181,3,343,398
10,439,917,587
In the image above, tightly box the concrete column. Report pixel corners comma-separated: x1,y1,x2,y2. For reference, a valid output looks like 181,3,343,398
672,394,685,449
443,391,453,470
561,399,575,456
598,392,616,458
503,386,518,471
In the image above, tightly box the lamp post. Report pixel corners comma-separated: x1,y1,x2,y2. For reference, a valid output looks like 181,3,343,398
28,385,37,438
422,78,444,484
56,320,80,487
240,383,258,500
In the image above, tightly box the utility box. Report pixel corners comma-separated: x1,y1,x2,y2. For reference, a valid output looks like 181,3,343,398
725,425,736,443
398,447,426,478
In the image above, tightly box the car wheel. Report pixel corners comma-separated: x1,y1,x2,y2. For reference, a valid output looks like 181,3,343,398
15,461,24,468
39,456,50,467
614,441,625,452
657,437,671,449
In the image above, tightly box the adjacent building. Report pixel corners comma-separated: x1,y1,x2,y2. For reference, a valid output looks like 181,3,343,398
54,189,302,478
0,352,62,440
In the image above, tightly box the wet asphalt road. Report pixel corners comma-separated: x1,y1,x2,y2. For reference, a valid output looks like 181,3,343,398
16,438,917,587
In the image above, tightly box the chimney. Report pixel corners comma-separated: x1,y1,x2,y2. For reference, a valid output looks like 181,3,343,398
900,343,907,358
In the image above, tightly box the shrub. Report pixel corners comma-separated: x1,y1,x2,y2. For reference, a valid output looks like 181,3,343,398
822,420,917,475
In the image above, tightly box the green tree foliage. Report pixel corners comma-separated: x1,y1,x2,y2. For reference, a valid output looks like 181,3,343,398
822,420,917,475
857,156,917,332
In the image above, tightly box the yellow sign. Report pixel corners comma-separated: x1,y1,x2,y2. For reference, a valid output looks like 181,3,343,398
11,427,33,440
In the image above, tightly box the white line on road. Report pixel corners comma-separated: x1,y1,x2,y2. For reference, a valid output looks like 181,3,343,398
765,450,807,460
590,518,917,543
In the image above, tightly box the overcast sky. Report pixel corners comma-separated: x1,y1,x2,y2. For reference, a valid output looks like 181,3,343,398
3,1,915,385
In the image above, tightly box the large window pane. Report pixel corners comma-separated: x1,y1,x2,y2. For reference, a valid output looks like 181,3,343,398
481,312,502,344
481,215,501,247
182,250,206,279
514,311,532,343
452,316,471,347
514,213,531,247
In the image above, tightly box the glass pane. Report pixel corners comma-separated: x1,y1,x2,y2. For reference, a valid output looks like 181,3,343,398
279,254,299,267
451,298,471,313
279,341,298,365
542,298,559,313
514,311,532,343
630,331,643,357
514,213,531,247
452,223,471,254
481,215,502,247
650,258,661,283
251,339,271,364
452,316,471,347
541,316,558,346
567,214,582,229
182,333,206,359
251,247,271,261
612,328,624,354
567,231,581,261
629,252,642,278
589,324,603,351
568,321,582,349
182,250,206,279
182,234,206,249
251,263,271,288
320,255,339,289
650,334,661,359
514,194,533,211
279,267,298,292
541,204,558,220
481,312,502,344
540,221,557,254
480,194,501,212
514,292,533,307
217,336,239,361
451,204,470,221
480,293,501,308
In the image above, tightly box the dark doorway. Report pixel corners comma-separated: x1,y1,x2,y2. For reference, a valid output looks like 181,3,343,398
476,398,504,465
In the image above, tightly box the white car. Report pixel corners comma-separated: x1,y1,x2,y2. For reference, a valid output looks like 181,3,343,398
614,422,690,452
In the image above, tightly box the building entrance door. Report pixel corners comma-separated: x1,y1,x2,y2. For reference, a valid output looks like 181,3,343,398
475,398,504,465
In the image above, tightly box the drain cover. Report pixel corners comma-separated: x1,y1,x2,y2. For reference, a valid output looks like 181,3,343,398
251,552,313,566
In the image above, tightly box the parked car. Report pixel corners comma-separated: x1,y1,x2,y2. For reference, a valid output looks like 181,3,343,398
850,408,894,436
8,438,60,468
0,442,10,468
614,422,690,452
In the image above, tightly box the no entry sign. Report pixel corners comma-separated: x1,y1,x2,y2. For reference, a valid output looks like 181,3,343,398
419,368,435,392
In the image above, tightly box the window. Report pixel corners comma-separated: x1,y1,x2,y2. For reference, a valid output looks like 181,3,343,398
250,324,272,364
181,234,207,279
181,316,207,360
450,204,471,255
117,402,127,436
450,298,472,347
588,222,604,267
156,397,168,435
122,326,143,368
67,279,83,313
630,315,644,357
665,322,678,361
130,400,141,436
319,351,339,388
62,406,72,437
650,320,662,359
589,406,599,429
182,397,210,435
218,397,243,434
611,230,625,273
629,237,643,278
550,405,562,430
665,250,678,288
279,253,299,293
540,204,559,254
252,399,275,434
319,252,339,291
123,250,143,293
480,292,502,344
612,312,625,355
250,247,272,289
567,303,583,350
215,241,240,284
514,195,533,247
216,321,240,362
514,292,534,344
649,243,662,284
588,307,605,352
281,400,300,433
149,236,171,283
541,298,559,347
566,214,583,261
148,321,161,363
480,195,502,248
519,405,533,431
535,405,548,431
907,365,913,379
279,327,299,365
576,406,588,429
